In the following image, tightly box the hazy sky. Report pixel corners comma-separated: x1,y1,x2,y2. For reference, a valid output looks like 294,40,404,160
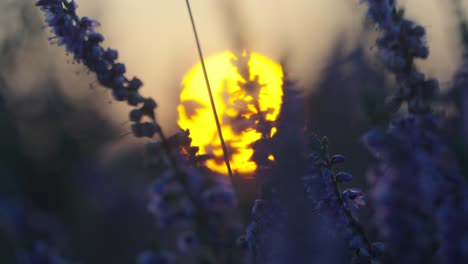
70,0,464,128
2,0,467,137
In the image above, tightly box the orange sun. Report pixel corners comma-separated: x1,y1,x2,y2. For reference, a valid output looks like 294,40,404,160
177,51,283,176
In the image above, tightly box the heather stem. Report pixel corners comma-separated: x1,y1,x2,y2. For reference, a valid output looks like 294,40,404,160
184,0,235,186
329,167,374,257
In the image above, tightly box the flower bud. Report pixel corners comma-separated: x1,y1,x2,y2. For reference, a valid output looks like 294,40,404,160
336,172,353,183
330,154,345,165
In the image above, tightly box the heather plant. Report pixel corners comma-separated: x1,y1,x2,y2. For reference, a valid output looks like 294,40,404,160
362,0,468,263
238,79,303,264
142,130,241,264
6,0,468,263
303,135,381,263
35,1,241,263
35,0,165,142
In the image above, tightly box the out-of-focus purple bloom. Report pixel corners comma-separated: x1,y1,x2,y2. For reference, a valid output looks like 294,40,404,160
202,185,236,213
251,199,275,225
363,115,443,161
366,149,436,263
148,176,195,228
362,0,439,114
362,3,468,254
238,222,260,258
240,79,308,264
364,7,468,263
142,130,241,262
241,199,287,264
364,113,468,263
434,194,468,263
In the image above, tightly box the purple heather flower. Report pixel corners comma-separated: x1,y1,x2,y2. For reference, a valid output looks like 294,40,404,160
239,222,260,257
364,0,468,250
335,172,353,183
362,0,439,114
251,199,275,224
202,185,236,213
148,176,195,228
367,161,436,263
303,141,378,262
434,194,468,263
363,113,468,263
343,188,366,209
242,199,288,264
36,0,162,139
142,130,241,260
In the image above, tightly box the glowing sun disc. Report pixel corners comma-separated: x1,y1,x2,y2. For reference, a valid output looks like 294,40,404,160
177,51,283,176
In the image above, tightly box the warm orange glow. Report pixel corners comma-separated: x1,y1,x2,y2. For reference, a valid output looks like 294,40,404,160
177,51,283,176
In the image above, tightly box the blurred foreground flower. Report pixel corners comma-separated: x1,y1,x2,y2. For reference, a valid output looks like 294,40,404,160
363,0,468,263
142,130,241,264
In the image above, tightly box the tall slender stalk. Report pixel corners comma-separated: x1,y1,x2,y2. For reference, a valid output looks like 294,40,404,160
184,0,235,184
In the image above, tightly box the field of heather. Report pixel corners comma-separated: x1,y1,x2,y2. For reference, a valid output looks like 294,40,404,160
1,1,468,263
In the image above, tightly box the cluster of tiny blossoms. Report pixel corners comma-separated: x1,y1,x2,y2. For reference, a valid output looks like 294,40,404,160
363,116,442,263
303,135,382,264
363,0,468,263
142,130,240,264
364,0,439,114
35,0,164,140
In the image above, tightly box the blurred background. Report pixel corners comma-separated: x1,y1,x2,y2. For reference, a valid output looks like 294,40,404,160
0,0,467,263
